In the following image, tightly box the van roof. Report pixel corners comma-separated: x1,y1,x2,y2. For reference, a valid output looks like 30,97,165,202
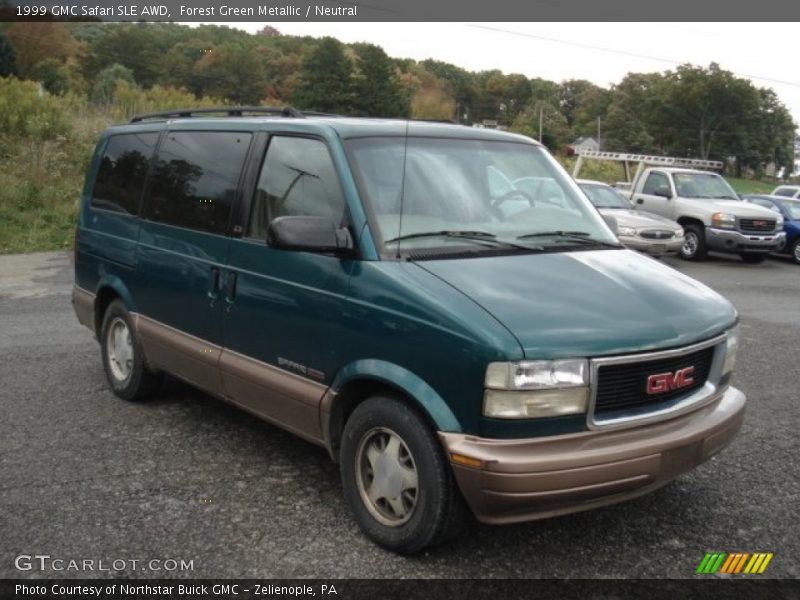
110,107,538,144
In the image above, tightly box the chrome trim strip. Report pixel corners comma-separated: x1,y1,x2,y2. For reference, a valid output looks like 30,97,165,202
587,333,728,431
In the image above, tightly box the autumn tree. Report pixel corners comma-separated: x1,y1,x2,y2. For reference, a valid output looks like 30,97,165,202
6,23,80,76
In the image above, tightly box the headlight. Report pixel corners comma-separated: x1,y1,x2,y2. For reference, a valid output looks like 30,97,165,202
617,226,637,237
676,228,684,237
722,325,739,376
776,215,784,228
712,213,736,229
484,359,589,419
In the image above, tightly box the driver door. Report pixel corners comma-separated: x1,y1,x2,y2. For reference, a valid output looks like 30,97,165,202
633,171,673,217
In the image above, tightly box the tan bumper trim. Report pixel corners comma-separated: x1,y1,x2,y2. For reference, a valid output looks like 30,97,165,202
440,386,745,524
72,286,95,332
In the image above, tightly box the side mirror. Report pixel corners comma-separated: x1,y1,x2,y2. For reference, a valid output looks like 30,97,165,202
268,216,354,254
654,187,672,199
602,214,618,235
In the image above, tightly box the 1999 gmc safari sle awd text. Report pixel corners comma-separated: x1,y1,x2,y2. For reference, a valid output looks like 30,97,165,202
72,108,745,554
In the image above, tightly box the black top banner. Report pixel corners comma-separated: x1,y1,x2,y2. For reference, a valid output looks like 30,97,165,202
4,0,800,21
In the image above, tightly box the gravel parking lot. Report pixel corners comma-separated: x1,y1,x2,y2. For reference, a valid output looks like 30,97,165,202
1,250,797,579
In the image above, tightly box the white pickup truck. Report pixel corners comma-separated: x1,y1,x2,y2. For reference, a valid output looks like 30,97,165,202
573,151,786,263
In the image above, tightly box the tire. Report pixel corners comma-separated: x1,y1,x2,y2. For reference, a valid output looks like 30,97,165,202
679,224,707,261
791,238,800,265
340,395,464,554
100,299,162,401
740,253,766,264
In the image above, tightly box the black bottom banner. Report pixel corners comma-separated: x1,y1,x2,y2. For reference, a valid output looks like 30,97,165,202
2,579,798,600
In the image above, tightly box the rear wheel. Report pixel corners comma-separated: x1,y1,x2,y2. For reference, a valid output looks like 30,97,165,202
340,395,464,554
740,253,766,264
100,300,162,401
679,225,707,261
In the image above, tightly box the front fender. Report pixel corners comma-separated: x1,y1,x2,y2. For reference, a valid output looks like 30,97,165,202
330,359,462,433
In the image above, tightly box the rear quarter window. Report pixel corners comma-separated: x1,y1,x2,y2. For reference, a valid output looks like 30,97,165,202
91,133,159,215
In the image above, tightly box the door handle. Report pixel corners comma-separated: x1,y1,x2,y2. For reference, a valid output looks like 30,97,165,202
225,272,237,305
208,267,221,305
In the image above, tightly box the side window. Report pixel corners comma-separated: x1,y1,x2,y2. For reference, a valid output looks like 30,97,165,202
642,172,669,196
143,131,252,234
91,133,158,215
249,136,346,239
774,188,796,198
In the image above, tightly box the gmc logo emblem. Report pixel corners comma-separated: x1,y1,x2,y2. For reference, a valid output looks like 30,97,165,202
647,366,695,394
753,220,767,227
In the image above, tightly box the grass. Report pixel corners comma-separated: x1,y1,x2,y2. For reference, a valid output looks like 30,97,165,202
726,178,778,195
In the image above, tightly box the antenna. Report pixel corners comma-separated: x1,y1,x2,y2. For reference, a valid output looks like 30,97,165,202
395,119,411,259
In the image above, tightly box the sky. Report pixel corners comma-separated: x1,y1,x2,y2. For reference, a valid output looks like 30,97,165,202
202,22,800,123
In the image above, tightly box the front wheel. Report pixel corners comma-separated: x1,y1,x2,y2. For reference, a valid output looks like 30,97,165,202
791,239,800,265
740,253,766,264
340,395,464,554
679,225,707,261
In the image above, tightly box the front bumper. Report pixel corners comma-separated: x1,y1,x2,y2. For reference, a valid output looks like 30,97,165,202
440,386,745,524
619,235,684,256
706,227,785,254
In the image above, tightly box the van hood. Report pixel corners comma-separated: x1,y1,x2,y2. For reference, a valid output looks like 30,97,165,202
416,249,736,359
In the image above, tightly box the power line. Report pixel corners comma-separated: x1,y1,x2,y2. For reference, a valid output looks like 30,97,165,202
467,24,800,90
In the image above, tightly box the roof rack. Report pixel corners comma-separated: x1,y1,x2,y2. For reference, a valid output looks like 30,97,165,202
572,150,724,181
129,106,339,123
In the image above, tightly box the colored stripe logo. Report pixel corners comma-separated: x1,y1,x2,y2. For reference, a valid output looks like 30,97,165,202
696,552,773,574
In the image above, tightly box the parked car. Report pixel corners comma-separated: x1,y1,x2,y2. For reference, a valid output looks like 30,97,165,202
742,194,800,264
577,179,684,256
770,185,800,199
572,152,786,263
73,108,745,554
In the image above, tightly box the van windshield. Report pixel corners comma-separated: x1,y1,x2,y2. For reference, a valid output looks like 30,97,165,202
345,137,618,257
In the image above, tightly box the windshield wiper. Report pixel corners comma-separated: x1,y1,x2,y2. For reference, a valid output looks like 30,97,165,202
383,230,543,251
517,230,621,248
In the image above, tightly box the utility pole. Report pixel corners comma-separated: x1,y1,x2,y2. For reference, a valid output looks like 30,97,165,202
597,116,601,150
538,107,543,143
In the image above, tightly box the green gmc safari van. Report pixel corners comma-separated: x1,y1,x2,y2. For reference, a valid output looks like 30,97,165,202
73,107,745,554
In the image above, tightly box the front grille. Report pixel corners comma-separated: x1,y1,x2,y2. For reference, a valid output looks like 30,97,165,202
640,230,675,240
594,346,715,414
739,218,775,233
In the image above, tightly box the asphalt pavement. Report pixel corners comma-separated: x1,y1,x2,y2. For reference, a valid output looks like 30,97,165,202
1,250,798,579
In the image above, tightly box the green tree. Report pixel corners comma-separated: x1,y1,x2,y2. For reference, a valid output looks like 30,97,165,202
511,101,570,150
0,32,17,77
601,72,662,153
83,24,170,88
192,43,267,104
91,63,136,104
32,59,70,95
351,43,409,117
648,63,760,159
291,37,353,113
